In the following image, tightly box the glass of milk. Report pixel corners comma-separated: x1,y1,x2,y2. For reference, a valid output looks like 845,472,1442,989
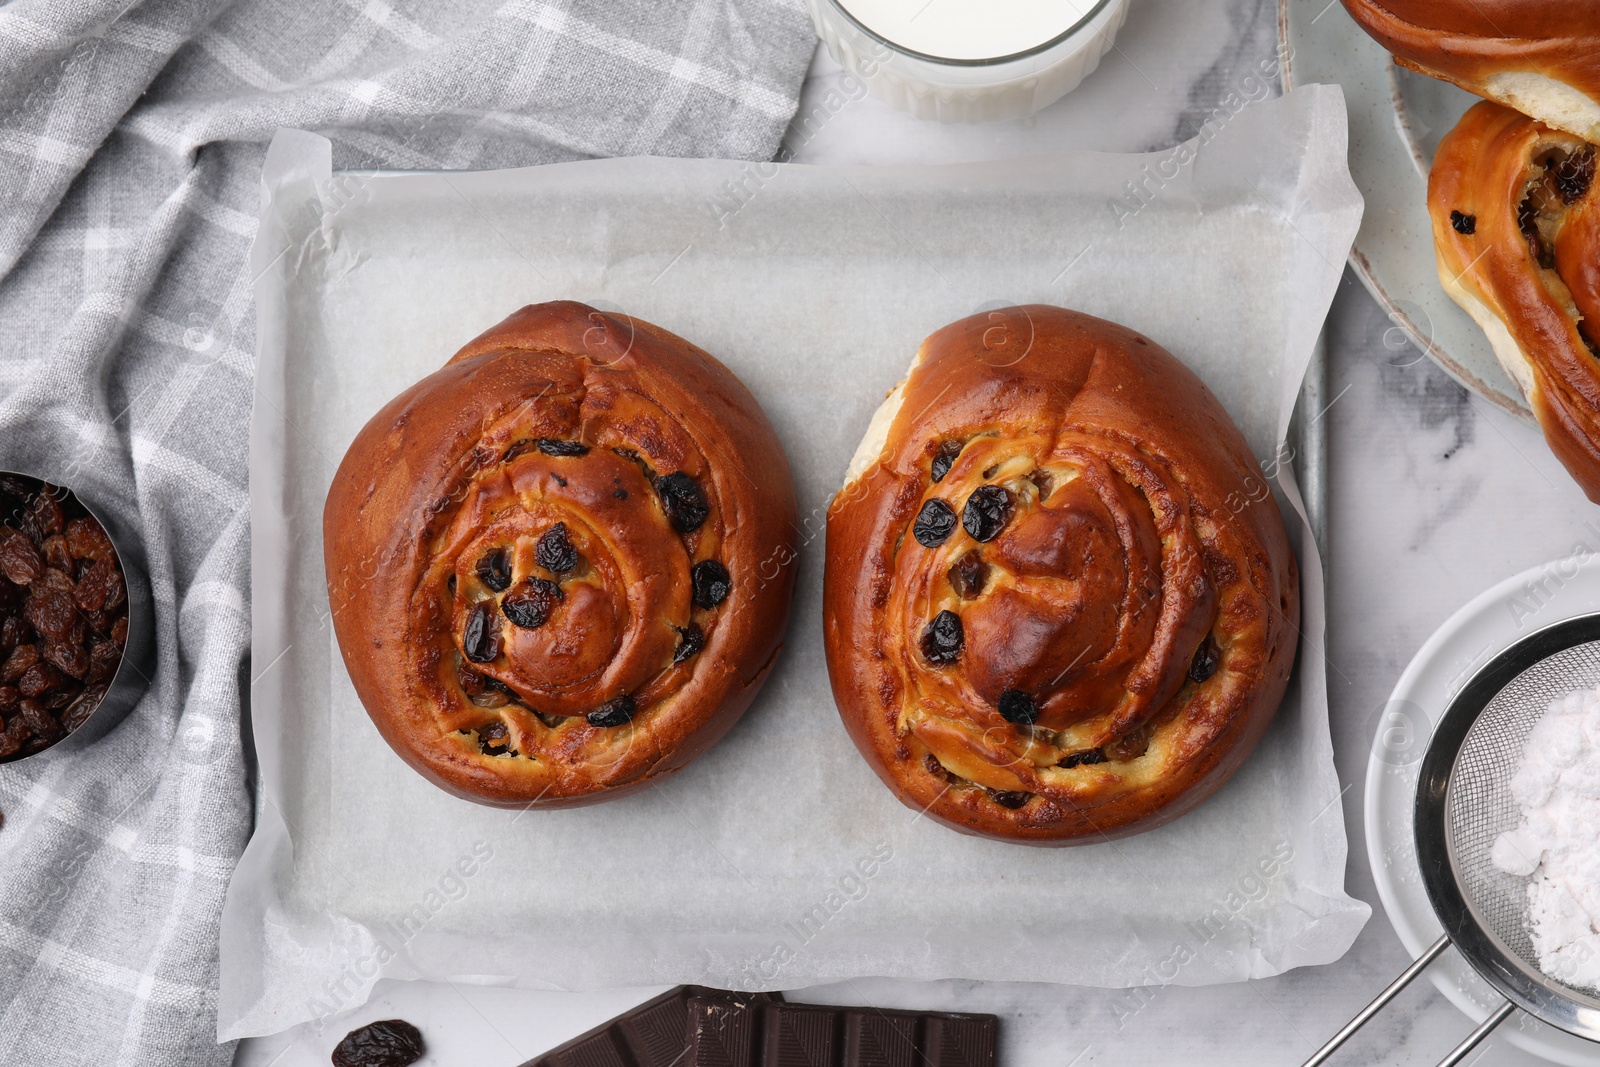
807,0,1131,122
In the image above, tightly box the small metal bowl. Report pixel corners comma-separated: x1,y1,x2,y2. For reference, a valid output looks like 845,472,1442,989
0,471,152,762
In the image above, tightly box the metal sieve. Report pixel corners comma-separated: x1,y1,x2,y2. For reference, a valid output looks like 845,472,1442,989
1306,613,1600,1066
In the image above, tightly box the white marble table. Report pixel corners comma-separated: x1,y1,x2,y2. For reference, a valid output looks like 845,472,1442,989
238,1,1585,1063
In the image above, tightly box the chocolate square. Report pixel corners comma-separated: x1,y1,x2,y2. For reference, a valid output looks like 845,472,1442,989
922,1014,997,1067
842,1010,918,1067
760,1003,839,1067
688,996,759,1067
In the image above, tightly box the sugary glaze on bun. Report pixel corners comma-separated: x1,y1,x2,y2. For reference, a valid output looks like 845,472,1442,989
1342,0,1600,141
1429,101,1600,501
823,306,1299,844
324,302,798,807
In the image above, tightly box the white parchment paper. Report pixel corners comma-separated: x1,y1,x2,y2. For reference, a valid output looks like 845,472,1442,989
225,85,1368,1040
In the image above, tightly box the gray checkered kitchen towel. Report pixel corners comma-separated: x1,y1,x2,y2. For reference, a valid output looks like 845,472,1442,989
0,1,815,1062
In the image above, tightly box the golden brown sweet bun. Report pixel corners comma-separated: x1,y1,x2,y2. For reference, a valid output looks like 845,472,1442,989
1342,0,1600,141
823,307,1300,844
324,301,798,807
1428,101,1600,501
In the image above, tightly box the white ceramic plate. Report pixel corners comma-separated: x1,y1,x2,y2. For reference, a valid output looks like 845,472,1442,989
1367,556,1600,1065
1279,0,1532,422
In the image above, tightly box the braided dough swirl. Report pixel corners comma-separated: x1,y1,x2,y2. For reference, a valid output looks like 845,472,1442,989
325,302,797,807
1429,101,1600,501
823,307,1299,844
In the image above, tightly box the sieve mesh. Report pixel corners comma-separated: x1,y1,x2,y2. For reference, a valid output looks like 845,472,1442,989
1446,639,1600,1003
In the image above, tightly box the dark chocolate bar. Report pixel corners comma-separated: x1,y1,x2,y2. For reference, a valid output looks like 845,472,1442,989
520,987,781,1067
519,987,997,1067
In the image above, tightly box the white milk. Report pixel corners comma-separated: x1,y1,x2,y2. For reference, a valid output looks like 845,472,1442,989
834,0,1104,62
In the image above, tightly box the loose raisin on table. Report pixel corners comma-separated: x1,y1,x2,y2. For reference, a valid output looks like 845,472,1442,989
502,577,563,630
587,694,637,728
0,529,43,586
673,622,705,664
535,522,578,574
948,550,989,599
997,688,1038,726
913,499,957,548
461,600,502,664
962,485,1014,543
654,472,709,532
474,548,512,592
931,440,964,483
331,1018,426,1067
691,560,731,609
919,610,964,665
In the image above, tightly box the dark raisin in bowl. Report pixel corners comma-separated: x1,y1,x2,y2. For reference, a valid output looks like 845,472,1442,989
0,472,149,763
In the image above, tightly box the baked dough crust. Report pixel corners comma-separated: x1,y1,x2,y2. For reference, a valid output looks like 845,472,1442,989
324,301,797,807
1342,0,1600,141
1429,101,1600,501
823,306,1299,844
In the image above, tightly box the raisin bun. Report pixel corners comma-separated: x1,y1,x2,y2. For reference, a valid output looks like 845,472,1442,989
324,301,798,807
823,306,1299,844
1342,0,1600,141
1429,101,1600,501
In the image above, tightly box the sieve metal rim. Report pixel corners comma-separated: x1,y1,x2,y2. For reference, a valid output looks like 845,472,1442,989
1415,611,1600,1043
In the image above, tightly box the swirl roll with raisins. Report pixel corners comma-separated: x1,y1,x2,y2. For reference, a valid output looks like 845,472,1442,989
1429,101,1600,501
325,302,797,807
823,306,1299,844
1342,0,1600,142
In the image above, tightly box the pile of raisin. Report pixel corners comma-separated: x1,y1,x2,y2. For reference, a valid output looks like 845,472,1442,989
0,476,128,761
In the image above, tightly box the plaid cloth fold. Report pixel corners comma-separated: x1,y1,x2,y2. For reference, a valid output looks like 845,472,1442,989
0,1,814,1063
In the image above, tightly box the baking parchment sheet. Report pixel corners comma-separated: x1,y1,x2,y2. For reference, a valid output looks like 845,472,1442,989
225,85,1368,1039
